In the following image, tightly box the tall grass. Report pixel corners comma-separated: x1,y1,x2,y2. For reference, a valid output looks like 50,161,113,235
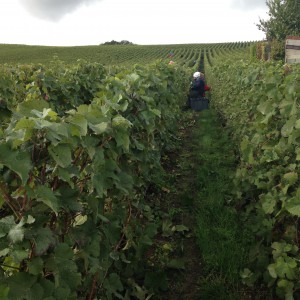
191,110,253,299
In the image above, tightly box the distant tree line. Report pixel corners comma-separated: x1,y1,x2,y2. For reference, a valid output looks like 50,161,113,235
101,40,135,45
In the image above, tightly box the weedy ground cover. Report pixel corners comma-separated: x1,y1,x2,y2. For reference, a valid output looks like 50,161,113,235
146,109,269,299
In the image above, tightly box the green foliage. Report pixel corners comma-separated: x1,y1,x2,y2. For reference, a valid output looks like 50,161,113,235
0,42,252,66
0,60,190,299
206,51,300,298
270,39,285,60
0,42,269,298
255,40,285,61
257,0,300,41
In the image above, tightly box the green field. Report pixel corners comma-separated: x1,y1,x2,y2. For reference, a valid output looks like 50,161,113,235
0,42,251,66
0,41,299,300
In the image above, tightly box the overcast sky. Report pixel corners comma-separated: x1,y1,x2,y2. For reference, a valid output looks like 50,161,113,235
0,0,268,46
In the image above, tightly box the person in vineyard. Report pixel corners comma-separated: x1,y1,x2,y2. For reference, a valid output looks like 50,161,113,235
183,71,205,110
168,51,174,58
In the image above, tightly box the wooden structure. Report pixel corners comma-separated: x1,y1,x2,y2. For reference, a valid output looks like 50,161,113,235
285,36,300,63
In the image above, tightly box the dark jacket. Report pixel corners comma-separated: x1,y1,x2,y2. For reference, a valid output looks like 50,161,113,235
189,78,205,98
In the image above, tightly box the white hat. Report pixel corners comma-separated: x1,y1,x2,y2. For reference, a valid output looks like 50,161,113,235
193,72,201,78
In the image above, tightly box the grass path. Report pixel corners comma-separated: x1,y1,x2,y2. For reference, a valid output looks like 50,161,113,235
190,110,251,299
155,109,253,299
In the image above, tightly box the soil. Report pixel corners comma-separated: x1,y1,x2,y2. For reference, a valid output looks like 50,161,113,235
155,112,204,300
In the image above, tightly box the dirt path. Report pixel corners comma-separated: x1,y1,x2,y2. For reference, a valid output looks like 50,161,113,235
154,111,206,300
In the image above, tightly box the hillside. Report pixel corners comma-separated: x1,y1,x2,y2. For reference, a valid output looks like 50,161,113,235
1,41,299,300
0,42,251,65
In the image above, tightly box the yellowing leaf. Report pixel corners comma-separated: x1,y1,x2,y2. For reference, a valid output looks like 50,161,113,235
73,215,87,227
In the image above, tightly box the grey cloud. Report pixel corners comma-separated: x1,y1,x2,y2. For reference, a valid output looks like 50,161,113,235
231,0,267,10
20,0,101,21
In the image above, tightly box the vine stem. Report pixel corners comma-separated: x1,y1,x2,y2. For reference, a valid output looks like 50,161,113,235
115,199,132,251
0,182,22,221
88,272,99,300
295,217,299,246
99,136,112,149
73,148,83,166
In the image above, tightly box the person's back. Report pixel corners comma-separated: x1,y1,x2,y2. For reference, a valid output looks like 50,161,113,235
190,72,205,98
183,72,205,110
